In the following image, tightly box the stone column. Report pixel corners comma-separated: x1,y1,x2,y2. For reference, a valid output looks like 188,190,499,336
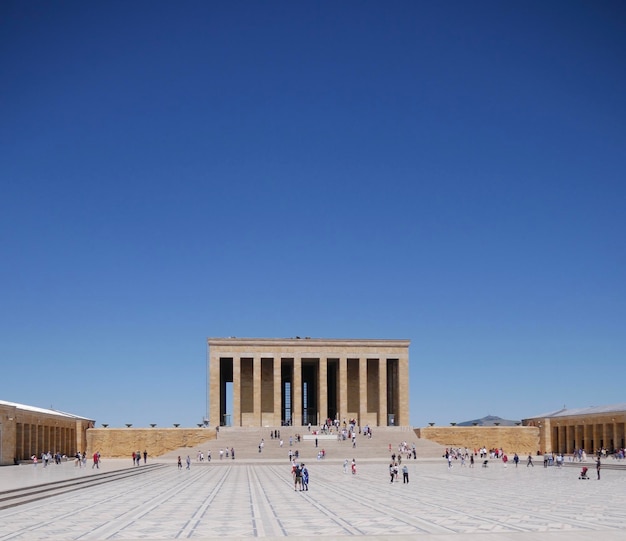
591,424,596,450
600,423,608,450
273,357,282,426
378,358,387,426
359,357,367,427
253,357,262,426
233,357,241,427
209,351,221,427
399,355,410,426
318,357,327,426
339,357,348,423
293,357,302,426
543,419,552,453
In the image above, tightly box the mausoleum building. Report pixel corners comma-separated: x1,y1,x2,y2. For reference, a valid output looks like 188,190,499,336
207,337,410,427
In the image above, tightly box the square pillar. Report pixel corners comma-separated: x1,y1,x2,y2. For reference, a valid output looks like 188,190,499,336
339,357,348,423
318,358,327,426
359,357,367,426
209,352,221,427
378,358,387,426
293,357,302,426
398,355,410,425
273,357,282,426
253,357,262,426
233,357,241,427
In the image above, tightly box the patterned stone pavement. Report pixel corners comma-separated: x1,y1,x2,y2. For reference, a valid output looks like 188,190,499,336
0,458,625,540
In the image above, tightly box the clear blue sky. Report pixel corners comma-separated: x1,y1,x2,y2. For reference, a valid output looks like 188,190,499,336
1,1,624,429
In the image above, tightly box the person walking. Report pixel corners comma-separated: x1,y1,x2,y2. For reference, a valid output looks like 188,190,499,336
527,455,534,467
92,452,100,469
302,464,309,491
177,456,182,470
186,455,191,469
596,457,601,480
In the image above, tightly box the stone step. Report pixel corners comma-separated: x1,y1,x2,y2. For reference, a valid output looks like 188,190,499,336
158,426,446,462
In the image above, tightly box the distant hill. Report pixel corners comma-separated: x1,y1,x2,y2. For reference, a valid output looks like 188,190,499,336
457,415,520,427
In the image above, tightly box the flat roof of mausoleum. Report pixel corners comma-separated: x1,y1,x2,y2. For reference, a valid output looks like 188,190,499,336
207,337,411,347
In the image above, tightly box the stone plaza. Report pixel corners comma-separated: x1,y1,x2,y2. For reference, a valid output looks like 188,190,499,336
1,455,625,540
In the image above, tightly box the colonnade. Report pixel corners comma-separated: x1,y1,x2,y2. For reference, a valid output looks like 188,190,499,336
525,410,626,454
15,423,77,459
550,420,625,453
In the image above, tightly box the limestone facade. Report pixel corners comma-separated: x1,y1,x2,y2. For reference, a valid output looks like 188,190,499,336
207,338,410,427
523,404,626,454
0,400,93,466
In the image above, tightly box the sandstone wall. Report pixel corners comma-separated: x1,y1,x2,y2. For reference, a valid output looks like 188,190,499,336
87,428,217,458
416,426,539,455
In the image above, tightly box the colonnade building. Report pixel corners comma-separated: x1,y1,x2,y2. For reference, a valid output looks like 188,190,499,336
523,404,626,454
0,400,93,466
207,338,410,428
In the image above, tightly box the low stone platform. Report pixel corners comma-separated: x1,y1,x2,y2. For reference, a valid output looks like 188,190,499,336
0,457,624,540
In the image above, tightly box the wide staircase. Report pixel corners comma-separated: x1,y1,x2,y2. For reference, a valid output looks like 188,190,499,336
158,426,445,463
